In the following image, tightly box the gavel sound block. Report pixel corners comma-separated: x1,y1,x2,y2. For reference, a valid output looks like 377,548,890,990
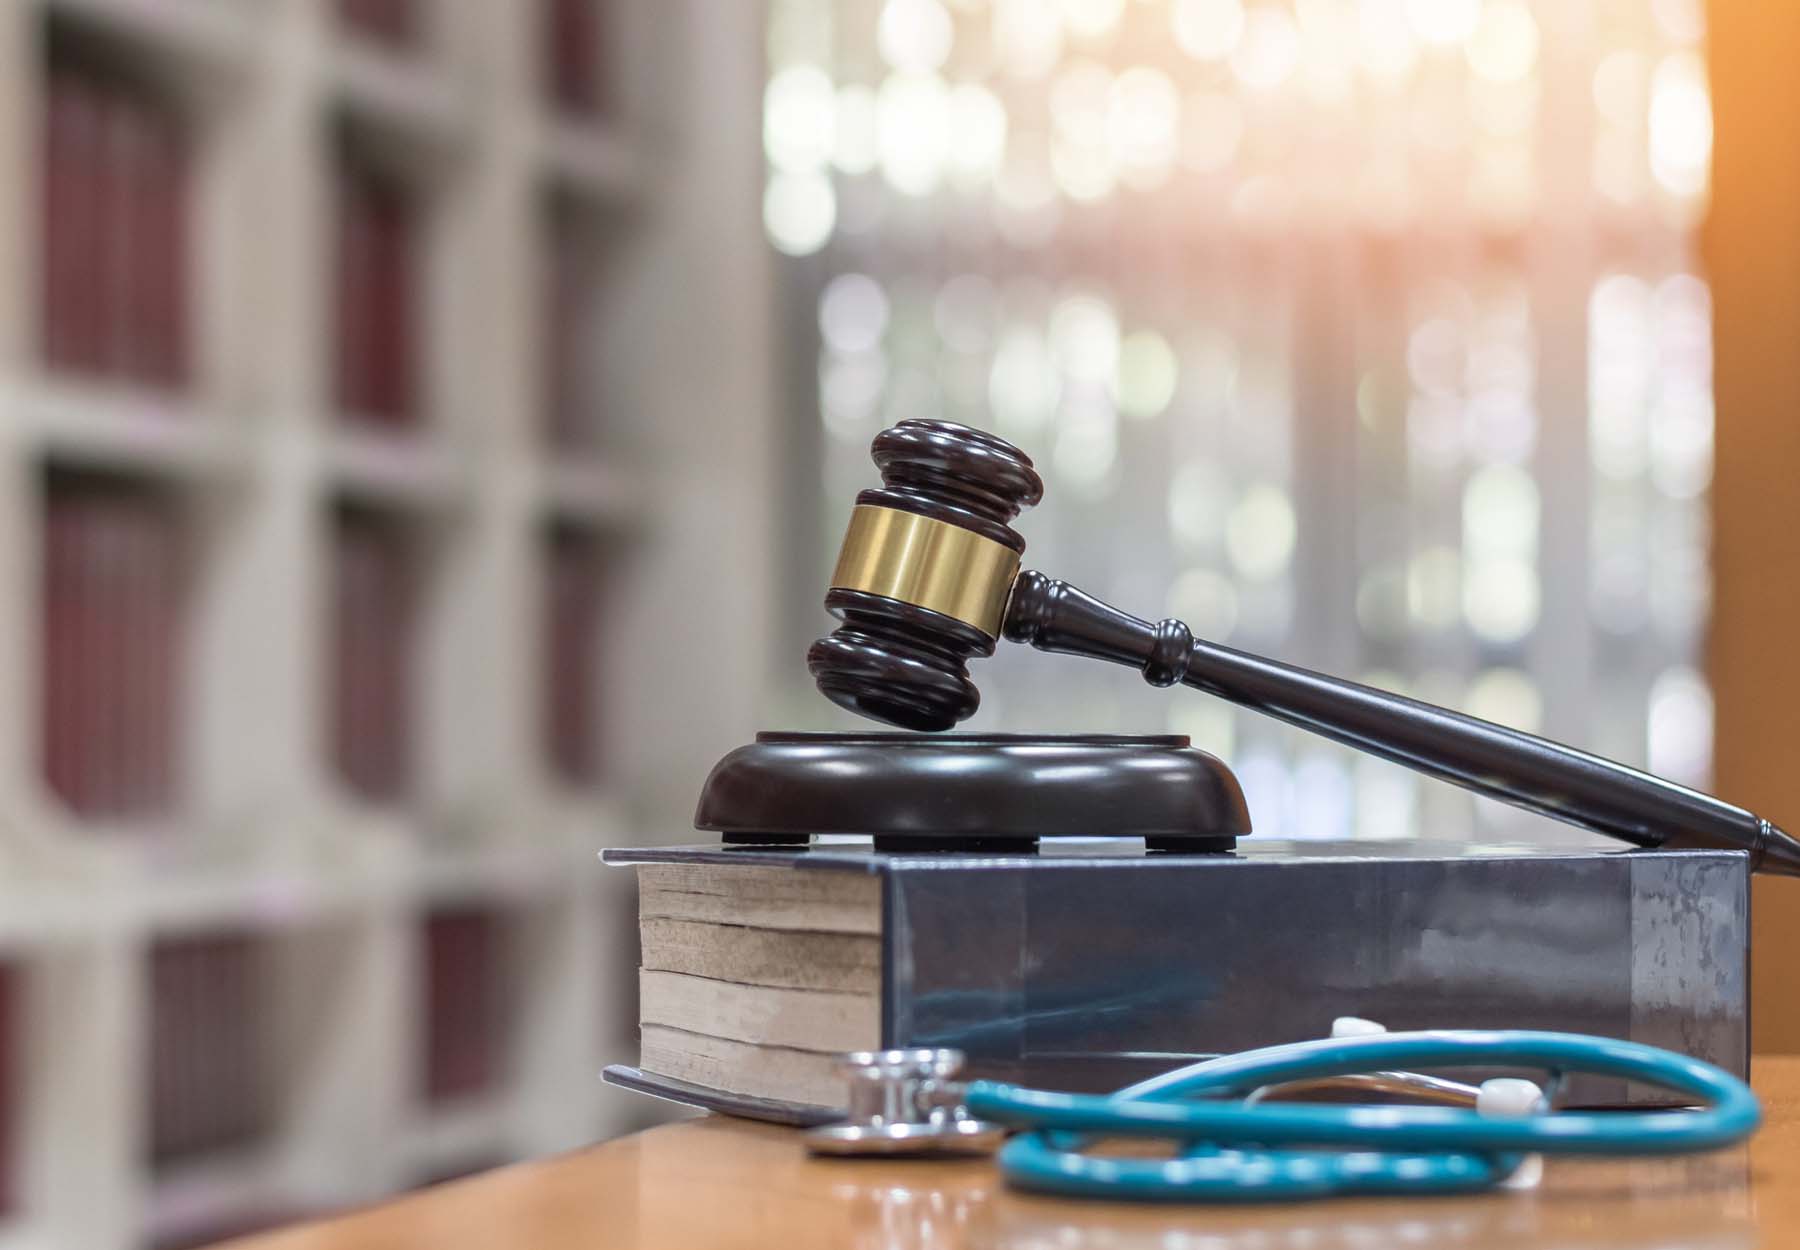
807,419,1800,874
694,731,1248,852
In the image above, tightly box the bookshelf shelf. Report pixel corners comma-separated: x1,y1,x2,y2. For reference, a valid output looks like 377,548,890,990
9,379,236,478
325,426,468,510
539,121,646,208
0,1,774,1246
40,0,258,79
540,456,644,529
327,43,469,169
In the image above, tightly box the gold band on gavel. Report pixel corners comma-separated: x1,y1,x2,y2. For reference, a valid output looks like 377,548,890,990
828,505,1021,638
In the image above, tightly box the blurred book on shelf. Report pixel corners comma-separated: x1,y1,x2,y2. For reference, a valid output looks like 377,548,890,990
543,203,594,453
331,506,417,803
41,53,189,390
423,908,505,1104
334,152,419,431
338,0,420,50
544,528,603,785
0,967,14,1219
544,0,604,118
41,472,185,821
148,934,268,1168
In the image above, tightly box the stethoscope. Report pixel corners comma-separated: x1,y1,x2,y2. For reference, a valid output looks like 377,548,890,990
804,1019,1762,1202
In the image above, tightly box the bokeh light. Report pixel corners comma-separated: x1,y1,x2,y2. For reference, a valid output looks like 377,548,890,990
776,0,1717,844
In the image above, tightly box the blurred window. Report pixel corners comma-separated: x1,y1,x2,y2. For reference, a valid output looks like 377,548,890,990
769,0,1713,843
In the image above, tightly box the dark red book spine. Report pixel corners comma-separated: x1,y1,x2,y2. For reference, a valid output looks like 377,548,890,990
43,61,189,391
140,106,189,389
41,494,73,812
335,161,416,429
40,479,181,820
424,909,499,1103
368,175,415,428
545,0,602,116
103,80,140,384
0,965,14,1216
544,212,588,451
339,0,418,49
335,170,370,422
41,68,107,375
545,533,601,784
332,511,413,800
150,935,263,1165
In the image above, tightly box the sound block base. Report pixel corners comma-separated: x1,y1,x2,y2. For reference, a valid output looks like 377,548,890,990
695,732,1252,852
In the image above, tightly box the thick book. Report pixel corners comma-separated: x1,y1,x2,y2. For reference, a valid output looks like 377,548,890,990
603,841,1750,1120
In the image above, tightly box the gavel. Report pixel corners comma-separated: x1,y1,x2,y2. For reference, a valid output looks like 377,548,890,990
808,419,1800,875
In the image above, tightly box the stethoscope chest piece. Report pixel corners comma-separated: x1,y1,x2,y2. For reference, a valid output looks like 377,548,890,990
804,1049,1004,1157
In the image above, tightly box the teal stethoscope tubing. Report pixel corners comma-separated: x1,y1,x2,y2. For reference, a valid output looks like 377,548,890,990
961,1031,1761,1201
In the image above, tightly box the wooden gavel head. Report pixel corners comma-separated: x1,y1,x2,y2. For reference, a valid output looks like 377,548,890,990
807,420,1043,730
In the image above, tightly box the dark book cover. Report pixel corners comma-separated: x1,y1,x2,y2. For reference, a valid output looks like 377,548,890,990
41,477,183,819
332,509,414,801
335,158,418,429
543,211,587,451
339,0,419,49
138,104,189,388
544,0,602,116
43,60,188,389
604,841,1751,1118
149,935,266,1166
41,67,107,375
424,909,502,1104
544,530,601,784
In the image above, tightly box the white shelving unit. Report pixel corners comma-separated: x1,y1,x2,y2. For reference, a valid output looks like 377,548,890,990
0,1,779,1247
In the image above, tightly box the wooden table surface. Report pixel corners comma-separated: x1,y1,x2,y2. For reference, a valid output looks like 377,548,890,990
227,1056,1800,1249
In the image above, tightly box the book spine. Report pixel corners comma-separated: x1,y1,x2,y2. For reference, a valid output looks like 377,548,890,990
544,215,585,451
41,492,73,809
92,493,122,816
425,910,498,1103
335,170,369,423
121,495,148,813
545,536,600,784
41,71,78,370
140,494,176,812
105,81,141,385
331,517,359,793
370,179,415,428
143,107,188,389
44,69,108,375
546,0,601,116
0,966,12,1215
340,0,417,49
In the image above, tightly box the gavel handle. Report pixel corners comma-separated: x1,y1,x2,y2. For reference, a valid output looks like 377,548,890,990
1002,570,1800,875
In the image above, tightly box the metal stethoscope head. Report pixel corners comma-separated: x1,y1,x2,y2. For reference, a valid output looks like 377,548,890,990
804,1019,1761,1202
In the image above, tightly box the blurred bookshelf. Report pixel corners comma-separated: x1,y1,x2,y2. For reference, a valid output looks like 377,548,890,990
0,1,779,1247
